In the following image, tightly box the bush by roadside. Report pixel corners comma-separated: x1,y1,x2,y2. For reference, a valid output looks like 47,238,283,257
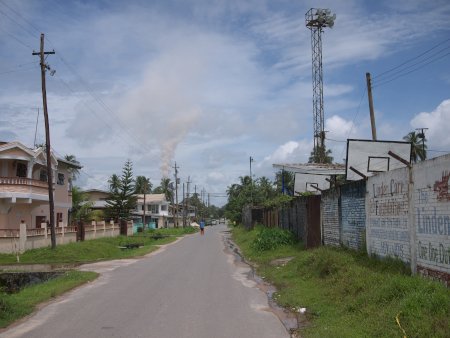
232,225,449,338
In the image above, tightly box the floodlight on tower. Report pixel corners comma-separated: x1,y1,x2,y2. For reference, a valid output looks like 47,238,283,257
305,8,336,163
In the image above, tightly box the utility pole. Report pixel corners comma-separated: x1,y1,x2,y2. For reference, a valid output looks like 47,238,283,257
172,162,179,227
194,184,197,219
366,72,377,140
33,34,56,249
187,176,191,222
249,156,254,205
415,128,428,159
182,182,186,227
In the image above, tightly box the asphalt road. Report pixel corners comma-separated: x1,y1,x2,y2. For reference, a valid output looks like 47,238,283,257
1,224,290,338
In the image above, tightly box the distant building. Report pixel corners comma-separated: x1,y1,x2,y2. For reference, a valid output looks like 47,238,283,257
133,193,170,228
83,189,110,211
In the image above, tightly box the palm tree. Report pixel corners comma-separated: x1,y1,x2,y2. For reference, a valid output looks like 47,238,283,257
154,178,173,203
64,154,81,180
403,131,427,163
275,170,295,195
108,174,121,193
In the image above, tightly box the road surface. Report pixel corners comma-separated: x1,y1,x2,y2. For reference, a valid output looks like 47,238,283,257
1,224,290,338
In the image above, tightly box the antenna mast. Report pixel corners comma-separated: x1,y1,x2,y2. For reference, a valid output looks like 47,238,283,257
305,8,336,163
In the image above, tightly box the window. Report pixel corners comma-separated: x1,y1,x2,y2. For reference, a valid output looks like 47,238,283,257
39,170,48,182
57,212,63,225
16,162,27,178
150,205,159,214
161,205,167,211
57,173,65,185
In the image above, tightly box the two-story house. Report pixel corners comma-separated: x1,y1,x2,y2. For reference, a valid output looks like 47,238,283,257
0,141,81,230
133,193,170,228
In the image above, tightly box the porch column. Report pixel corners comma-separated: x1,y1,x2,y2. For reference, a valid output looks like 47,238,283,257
19,221,26,253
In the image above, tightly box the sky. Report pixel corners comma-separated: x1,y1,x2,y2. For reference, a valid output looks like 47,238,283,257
1,0,450,206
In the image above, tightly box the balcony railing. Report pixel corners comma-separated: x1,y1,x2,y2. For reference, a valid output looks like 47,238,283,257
0,229,20,237
0,177,48,188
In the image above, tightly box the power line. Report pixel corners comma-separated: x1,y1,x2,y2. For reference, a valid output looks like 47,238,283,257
373,51,450,88
339,85,366,161
0,7,37,39
0,0,41,34
373,37,450,80
0,25,34,49
53,75,148,153
0,64,38,76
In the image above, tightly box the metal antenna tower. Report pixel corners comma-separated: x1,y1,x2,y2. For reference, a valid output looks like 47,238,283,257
305,8,336,162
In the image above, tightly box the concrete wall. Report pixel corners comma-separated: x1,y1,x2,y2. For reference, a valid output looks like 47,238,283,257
340,180,366,250
0,221,124,254
412,155,450,284
366,167,411,262
321,188,340,246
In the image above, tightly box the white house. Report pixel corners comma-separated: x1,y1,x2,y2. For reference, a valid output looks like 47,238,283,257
133,193,170,228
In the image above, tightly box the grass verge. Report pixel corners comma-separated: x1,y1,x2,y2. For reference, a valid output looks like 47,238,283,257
0,226,197,265
0,270,97,328
232,225,449,338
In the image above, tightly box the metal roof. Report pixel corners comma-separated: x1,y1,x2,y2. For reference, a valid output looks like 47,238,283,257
273,163,346,175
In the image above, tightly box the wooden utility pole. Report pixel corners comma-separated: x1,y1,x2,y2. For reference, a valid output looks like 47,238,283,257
366,72,377,140
172,162,179,227
33,34,56,249
187,176,191,222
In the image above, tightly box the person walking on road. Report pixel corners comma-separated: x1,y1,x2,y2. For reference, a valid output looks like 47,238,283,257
200,219,205,235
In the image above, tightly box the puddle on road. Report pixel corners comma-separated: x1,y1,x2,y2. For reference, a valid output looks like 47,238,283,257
221,230,299,336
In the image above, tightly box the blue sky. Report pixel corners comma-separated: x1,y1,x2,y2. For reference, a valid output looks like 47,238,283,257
1,0,450,206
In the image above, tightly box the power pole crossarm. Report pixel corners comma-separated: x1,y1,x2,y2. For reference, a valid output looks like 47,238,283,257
32,33,56,249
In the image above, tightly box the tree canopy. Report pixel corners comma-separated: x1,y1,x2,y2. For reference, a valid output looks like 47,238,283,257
105,160,137,221
403,131,427,163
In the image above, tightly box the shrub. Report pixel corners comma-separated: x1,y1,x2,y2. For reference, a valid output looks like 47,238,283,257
252,227,295,251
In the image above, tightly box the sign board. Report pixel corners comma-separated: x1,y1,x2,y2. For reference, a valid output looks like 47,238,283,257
294,173,330,195
346,139,411,181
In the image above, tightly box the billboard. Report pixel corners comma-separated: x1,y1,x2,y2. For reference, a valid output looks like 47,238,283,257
346,139,411,181
294,173,330,195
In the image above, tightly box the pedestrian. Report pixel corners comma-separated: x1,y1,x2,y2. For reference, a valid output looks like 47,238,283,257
200,219,205,235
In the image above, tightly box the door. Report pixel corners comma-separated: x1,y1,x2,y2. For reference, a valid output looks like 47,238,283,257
35,216,46,228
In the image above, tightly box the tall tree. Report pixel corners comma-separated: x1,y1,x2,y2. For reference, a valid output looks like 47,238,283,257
403,131,427,163
64,154,81,180
153,177,174,203
106,160,137,221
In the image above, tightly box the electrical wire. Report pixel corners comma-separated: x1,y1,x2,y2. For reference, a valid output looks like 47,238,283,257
0,7,36,40
0,64,38,76
0,0,41,34
371,37,450,88
373,37,450,80
0,25,33,49
373,51,450,88
0,0,154,157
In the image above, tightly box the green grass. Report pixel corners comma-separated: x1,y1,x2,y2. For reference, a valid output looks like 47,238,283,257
0,270,97,328
232,225,450,338
0,226,197,265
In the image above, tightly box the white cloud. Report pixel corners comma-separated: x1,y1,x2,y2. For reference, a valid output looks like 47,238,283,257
262,140,312,165
411,99,450,150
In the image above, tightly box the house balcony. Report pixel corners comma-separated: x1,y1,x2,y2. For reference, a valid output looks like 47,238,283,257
0,176,49,203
